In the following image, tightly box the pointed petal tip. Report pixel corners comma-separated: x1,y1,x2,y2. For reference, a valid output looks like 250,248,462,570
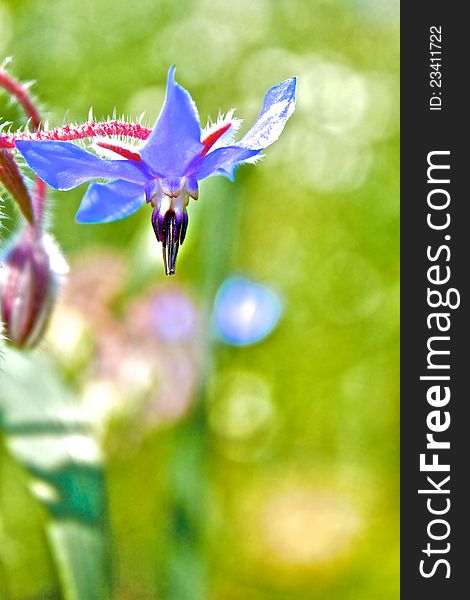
15,139,43,156
291,76,298,98
167,65,176,86
235,75,297,153
290,76,297,95
16,140,147,190
273,75,297,100
141,66,202,175
74,212,89,224
266,75,297,105
15,139,66,190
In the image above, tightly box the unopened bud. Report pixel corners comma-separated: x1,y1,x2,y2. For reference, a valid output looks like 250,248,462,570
0,227,68,348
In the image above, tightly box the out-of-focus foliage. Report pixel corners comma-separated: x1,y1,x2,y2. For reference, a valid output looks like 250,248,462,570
0,0,399,598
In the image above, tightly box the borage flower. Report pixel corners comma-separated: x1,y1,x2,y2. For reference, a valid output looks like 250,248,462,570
16,67,296,275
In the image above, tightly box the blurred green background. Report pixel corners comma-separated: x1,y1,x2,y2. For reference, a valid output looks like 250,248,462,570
0,0,399,598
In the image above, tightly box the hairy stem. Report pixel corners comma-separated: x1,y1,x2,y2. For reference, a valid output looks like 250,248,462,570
0,70,41,129
0,149,34,223
0,70,44,224
0,121,152,150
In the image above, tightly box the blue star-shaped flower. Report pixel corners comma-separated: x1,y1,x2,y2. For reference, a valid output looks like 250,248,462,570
16,67,296,274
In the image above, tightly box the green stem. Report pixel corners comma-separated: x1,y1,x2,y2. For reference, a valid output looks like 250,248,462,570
164,178,244,600
0,436,12,600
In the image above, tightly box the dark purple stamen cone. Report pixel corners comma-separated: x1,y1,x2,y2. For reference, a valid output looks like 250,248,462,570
180,210,189,244
151,206,188,275
151,205,165,243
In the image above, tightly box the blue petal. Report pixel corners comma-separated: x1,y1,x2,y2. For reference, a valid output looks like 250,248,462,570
238,77,297,150
16,141,148,190
187,77,296,181
140,66,204,177
75,180,146,223
187,145,260,181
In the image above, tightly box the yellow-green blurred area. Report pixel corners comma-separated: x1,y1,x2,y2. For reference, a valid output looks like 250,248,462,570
0,0,399,599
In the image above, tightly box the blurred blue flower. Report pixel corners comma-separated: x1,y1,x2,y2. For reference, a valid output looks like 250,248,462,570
16,67,296,274
213,276,283,346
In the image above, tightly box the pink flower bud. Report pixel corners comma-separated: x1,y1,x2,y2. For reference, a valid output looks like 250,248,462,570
0,227,68,348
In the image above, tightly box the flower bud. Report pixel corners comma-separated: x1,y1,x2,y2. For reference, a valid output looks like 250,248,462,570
0,227,68,348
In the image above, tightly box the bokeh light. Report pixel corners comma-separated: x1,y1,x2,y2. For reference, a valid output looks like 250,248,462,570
213,276,283,346
260,487,361,565
150,287,197,343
